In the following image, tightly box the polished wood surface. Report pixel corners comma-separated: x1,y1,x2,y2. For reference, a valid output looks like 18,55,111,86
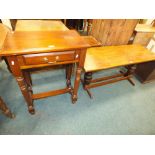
15,20,69,31
83,44,155,98
1,30,100,56
0,24,12,72
84,45,155,72
20,51,75,65
135,24,155,32
1,29,100,114
0,23,10,49
90,19,138,45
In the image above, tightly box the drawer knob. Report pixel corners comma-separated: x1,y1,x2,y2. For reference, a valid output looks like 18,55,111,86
43,57,56,64
43,57,48,62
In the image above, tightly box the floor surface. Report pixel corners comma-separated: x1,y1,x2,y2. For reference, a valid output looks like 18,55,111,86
0,61,155,135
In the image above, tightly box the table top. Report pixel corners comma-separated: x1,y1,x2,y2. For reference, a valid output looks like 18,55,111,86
15,20,69,31
1,30,101,56
84,45,155,72
135,24,155,33
0,24,10,49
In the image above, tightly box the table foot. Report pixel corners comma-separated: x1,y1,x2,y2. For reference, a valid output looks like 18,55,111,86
81,78,93,99
28,106,35,115
85,88,93,99
120,67,135,86
127,78,135,86
72,95,77,104
4,109,15,118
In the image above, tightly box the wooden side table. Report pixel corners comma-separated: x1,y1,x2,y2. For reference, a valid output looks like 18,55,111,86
82,45,155,98
0,30,100,114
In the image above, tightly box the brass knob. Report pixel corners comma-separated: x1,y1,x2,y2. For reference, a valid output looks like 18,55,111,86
43,57,48,62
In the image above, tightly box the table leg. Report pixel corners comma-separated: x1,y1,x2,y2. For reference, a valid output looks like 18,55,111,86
0,97,15,118
72,49,86,103
7,56,35,114
124,65,136,86
23,70,33,93
83,72,93,98
84,72,93,85
72,67,82,103
16,76,35,114
66,64,73,94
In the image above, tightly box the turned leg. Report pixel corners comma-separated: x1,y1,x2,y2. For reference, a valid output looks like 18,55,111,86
6,56,35,115
22,70,33,93
72,67,82,103
84,72,93,98
24,70,32,86
72,49,86,103
0,97,15,118
66,64,73,94
16,76,35,114
84,72,93,86
124,65,136,86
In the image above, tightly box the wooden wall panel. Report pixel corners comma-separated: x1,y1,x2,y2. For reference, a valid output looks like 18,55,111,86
90,19,139,46
98,20,111,44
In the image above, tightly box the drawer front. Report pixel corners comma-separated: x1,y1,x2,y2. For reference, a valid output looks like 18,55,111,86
22,51,75,65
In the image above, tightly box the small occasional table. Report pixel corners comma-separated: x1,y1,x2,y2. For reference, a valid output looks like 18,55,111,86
83,45,155,98
1,30,100,114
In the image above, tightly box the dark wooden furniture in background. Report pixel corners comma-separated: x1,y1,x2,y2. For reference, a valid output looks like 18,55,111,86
66,19,83,30
0,30,100,114
0,97,14,118
82,45,155,98
133,24,155,83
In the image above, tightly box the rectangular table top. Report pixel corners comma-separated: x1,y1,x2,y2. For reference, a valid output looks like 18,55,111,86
15,20,69,31
1,30,101,56
84,44,155,72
